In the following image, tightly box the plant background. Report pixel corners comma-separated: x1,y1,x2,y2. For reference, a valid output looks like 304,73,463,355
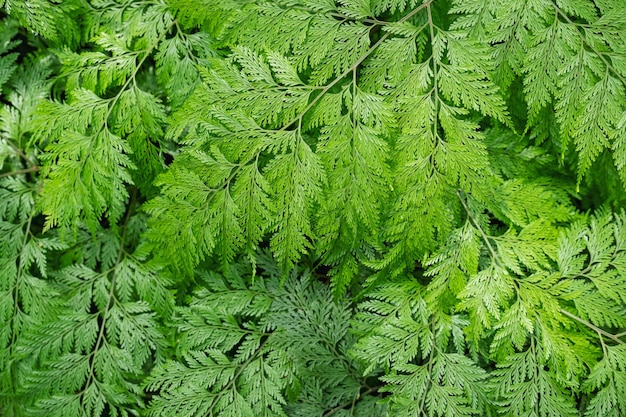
1,0,626,416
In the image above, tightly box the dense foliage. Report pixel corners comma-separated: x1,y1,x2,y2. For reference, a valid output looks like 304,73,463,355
1,0,626,416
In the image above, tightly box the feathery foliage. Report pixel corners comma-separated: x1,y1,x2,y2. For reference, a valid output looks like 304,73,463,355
146,255,386,416
1,0,626,416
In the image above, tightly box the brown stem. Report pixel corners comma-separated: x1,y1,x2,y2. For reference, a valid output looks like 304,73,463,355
0,166,39,178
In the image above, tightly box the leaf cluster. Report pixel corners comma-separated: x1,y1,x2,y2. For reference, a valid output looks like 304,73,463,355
1,1,626,417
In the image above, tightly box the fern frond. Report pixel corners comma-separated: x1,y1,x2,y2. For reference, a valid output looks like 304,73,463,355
583,344,626,417
147,263,384,417
17,228,170,417
1,0,82,47
491,339,579,417
352,277,488,416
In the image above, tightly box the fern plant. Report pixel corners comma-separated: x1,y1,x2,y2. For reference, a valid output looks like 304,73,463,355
1,0,626,416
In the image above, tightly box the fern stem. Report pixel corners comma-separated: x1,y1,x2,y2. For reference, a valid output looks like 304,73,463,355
456,190,501,266
10,214,33,350
103,20,176,127
416,333,437,416
0,166,39,178
559,308,624,344
426,1,440,179
223,336,270,395
7,142,37,167
530,334,540,417
82,188,138,397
